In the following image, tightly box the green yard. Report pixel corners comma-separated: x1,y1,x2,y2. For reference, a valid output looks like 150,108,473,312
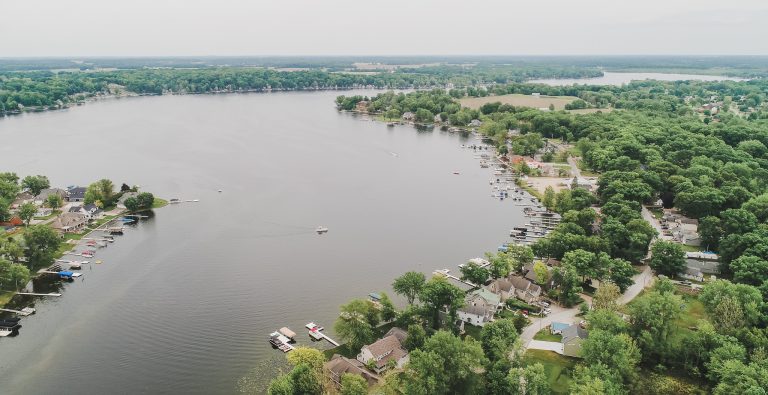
533,328,562,342
522,349,577,394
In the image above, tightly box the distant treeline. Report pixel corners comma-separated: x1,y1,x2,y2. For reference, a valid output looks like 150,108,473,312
0,66,602,113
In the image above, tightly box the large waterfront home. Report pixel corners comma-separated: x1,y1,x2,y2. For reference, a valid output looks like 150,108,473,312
324,355,379,389
357,328,409,373
50,212,88,233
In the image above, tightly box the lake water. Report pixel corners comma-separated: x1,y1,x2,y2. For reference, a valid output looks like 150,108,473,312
0,91,525,394
530,71,747,86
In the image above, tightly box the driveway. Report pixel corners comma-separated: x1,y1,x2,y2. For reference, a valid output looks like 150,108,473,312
528,340,564,354
521,265,653,349
520,306,579,348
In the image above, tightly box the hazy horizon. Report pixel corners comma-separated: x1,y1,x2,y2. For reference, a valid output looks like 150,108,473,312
2,0,767,57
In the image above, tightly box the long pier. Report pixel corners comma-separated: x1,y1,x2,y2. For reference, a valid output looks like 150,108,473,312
0,308,34,316
15,292,61,297
317,332,339,346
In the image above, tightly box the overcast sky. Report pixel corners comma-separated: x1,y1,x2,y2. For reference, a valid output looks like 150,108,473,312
2,0,767,57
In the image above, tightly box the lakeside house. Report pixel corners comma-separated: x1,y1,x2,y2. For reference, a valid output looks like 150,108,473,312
69,203,102,220
34,188,68,206
66,186,86,202
685,251,719,274
35,207,53,217
457,289,500,327
50,212,88,233
356,327,409,373
561,323,588,358
508,275,542,304
401,112,415,122
11,192,34,209
324,355,380,389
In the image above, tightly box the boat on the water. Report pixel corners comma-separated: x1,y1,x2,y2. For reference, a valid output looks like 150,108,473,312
269,332,295,352
169,198,181,204
316,226,329,234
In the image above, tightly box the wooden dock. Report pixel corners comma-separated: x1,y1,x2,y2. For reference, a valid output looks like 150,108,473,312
305,322,339,346
0,308,34,316
16,292,61,297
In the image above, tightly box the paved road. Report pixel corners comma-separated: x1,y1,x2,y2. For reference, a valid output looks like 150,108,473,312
567,156,582,178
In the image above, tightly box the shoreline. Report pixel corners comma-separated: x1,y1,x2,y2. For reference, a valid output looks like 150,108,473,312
0,198,167,310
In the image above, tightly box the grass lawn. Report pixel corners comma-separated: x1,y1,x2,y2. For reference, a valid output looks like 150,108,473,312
152,198,168,209
676,296,706,331
533,328,562,342
680,244,703,252
522,349,578,394
462,323,483,341
649,207,664,220
0,291,15,308
460,94,578,110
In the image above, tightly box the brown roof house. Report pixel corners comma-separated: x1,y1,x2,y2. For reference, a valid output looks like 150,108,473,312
34,188,68,206
486,278,515,302
324,355,380,389
357,329,409,373
508,275,542,304
50,212,88,234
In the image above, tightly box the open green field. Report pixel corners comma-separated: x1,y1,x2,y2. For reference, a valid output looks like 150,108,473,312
460,94,578,110
522,349,578,393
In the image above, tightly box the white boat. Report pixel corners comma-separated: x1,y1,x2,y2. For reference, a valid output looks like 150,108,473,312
316,226,329,234
20,307,36,316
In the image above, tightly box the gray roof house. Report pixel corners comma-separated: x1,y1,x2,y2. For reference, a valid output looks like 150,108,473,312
562,324,589,358
66,186,86,202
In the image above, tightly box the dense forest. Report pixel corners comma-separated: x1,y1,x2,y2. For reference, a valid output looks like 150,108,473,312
0,64,603,114
3,56,768,115
331,78,768,393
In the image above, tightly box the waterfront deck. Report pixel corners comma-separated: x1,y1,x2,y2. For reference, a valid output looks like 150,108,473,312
305,322,339,346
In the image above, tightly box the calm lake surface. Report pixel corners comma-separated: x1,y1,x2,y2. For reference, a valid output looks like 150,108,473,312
0,91,525,394
530,71,747,86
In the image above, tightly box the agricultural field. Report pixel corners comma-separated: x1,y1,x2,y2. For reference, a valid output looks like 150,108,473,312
460,93,578,110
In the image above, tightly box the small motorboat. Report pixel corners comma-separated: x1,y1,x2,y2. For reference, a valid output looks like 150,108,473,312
169,198,181,204
453,171,460,175
316,226,329,234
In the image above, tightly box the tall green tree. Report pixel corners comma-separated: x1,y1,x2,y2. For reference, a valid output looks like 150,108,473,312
379,292,397,322
18,202,37,225
340,373,368,395
628,289,682,363
581,329,640,384
21,175,50,196
508,363,551,395
649,241,686,277
419,277,465,329
403,331,487,395
392,271,426,305
22,224,60,269
46,193,63,210
460,262,490,285
480,318,520,362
